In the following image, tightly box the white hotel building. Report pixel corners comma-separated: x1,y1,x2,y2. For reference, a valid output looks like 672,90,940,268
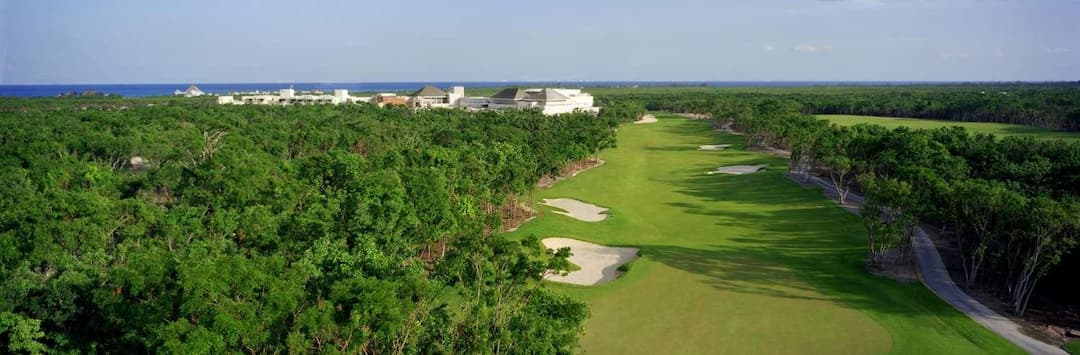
460,87,599,115
216,85,599,116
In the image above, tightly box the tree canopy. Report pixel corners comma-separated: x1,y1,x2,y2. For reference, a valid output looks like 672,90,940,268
0,102,624,353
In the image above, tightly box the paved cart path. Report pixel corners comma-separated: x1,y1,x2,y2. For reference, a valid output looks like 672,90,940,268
795,174,1066,355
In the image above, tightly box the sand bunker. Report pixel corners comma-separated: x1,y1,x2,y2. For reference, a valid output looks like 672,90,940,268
707,164,769,175
541,198,609,222
698,144,732,151
634,114,658,124
542,238,639,285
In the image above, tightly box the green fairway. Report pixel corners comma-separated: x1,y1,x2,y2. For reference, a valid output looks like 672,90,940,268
818,114,1079,141
1065,341,1080,355
506,113,1023,354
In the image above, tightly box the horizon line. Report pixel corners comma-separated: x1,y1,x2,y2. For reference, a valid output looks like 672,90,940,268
3,79,1079,86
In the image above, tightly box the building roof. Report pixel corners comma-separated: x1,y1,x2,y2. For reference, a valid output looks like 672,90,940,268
186,85,203,93
491,88,529,100
411,85,447,97
525,89,570,102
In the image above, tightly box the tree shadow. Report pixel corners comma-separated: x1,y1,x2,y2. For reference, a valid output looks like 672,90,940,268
995,125,1077,141
651,165,970,320
643,146,701,152
643,239,930,318
657,120,743,142
667,171,820,209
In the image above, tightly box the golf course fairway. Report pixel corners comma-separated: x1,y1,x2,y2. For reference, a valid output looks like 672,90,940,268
506,113,1024,354
818,114,1080,141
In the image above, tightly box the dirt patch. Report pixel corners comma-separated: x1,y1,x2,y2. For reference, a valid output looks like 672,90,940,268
634,114,658,124
502,202,538,232
675,113,711,120
536,157,605,189
542,238,639,285
867,249,917,283
868,264,918,283
707,164,768,175
748,146,791,159
540,198,609,222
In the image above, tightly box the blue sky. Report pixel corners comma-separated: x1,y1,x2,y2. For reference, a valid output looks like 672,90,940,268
1,0,1077,84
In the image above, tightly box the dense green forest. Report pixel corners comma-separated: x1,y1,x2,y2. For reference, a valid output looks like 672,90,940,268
609,91,1079,319
3,84,1078,351
0,101,637,353
593,83,1080,130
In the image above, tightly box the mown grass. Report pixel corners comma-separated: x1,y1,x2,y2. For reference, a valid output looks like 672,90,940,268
818,114,1079,141
1064,340,1080,355
506,113,1023,354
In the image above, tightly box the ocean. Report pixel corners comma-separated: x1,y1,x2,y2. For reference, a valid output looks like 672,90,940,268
0,81,928,98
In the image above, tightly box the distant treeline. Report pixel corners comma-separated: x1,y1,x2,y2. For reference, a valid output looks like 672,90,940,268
594,84,1080,131
0,103,637,353
0,96,217,113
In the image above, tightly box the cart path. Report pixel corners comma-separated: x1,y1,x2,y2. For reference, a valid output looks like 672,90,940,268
793,174,1066,355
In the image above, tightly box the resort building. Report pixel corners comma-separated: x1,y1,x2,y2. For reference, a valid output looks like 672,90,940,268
460,87,599,115
408,85,448,108
174,85,205,97
373,93,408,107
217,85,598,115
219,88,368,105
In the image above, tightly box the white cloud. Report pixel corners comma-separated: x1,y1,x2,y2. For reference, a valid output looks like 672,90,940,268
763,44,775,52
792,44,832,53
1045,47,1072,54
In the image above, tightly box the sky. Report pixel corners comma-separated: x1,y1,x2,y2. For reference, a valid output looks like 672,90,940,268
1,0,1077,84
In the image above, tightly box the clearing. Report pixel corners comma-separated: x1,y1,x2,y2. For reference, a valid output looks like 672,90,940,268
818,114,1079,141
507,112,1023,354
634,114,658,124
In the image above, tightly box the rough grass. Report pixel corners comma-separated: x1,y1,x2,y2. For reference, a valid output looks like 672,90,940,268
506,113,1024,354
1065,340,1080,355
818,114,1079,141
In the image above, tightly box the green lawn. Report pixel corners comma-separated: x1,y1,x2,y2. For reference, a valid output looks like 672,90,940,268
1065,341,1080,355
506,113,1023,354
818,114,1079,141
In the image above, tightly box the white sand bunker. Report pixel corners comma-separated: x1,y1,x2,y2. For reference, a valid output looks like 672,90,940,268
707,164,769,175
542,238,639,285
698,144,732,151
634,114,658,124
541,198,609,222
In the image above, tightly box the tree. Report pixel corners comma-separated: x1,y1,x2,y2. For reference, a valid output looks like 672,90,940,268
819,128,859,204
438,235,588,354
0,312,48,354
947,179,1026,288
859,174,917,267
1010,198,1079,316
0,102,603,352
